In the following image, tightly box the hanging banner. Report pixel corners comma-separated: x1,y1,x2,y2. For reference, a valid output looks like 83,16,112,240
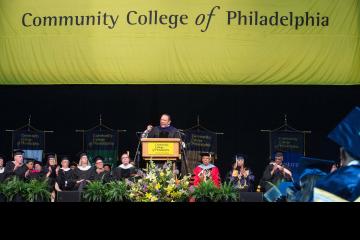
84,128,118,167
271,131,304,181
0,0,359,85
12,130,45,163
184,129,217,173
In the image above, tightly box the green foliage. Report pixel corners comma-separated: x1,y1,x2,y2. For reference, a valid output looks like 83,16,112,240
82,181,106,202
2,177,27,201
191,180,220,202
24,179,51,202
104,181,129,202
216,181,239,202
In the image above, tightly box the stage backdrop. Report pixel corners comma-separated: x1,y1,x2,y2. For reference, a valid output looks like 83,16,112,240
0,0,359,85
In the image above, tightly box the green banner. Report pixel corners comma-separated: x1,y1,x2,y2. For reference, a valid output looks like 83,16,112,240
0,0,359,84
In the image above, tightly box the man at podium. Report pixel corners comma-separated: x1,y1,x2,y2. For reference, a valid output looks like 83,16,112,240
142,114,181,139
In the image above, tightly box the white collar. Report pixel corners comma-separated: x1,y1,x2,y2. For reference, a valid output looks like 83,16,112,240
119,164,133,169
0,168,4,173
347,160,360,166
78,165,91,171
199,164,215,170
61,167,71,171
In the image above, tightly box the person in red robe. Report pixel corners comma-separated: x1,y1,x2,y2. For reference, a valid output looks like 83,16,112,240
193,152,220,187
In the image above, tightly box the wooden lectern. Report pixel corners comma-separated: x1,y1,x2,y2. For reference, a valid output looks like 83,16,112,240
141,138,181,161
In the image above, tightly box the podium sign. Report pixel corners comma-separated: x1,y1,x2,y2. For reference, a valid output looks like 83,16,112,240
141,138,181,161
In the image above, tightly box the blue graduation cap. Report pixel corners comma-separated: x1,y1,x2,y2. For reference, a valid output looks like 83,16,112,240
328,107,360,159
294,157,335,183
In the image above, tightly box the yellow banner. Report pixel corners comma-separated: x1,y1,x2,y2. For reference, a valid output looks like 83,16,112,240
0,0,359,84
148,142,175,155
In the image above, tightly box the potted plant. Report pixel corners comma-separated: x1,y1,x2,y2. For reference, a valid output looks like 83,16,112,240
128,161,191,202
0,182,5,202
82,181,106,202
216,182,239,202
24,179,51,202
2,177,26,202
191,180,220,202
104,181,129,202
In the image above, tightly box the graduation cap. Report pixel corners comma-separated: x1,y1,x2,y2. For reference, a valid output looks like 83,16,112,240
235,154,246,160
93,155,104,163
70,161,78,167
24,158,36,164
12,149,24,156
45,153,56,160
34,160,43,166
200,152,212,157
292,156,334,185
60,155,71,162
104,163,112,169
328,107,360,159
274,151,284,157
77,151,88,158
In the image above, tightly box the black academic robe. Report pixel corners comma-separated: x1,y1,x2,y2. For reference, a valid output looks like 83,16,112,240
43,165,58,190
4,161,28,180
26,171,46,181
56,168,76,190
147,126,181,138
89,169,111,183
260,163,292,191
0,168,6,182
74,166,93,181
112,166,137,181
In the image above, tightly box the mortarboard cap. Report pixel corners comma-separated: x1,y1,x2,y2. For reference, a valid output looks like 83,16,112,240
24,158,36,164
235,154,246,160
70,161,78,167
34,160,43,166
200,152,212,157
274,151,284,157
77,151,88,158
93,155,104,163
12,149,24,156
328,107,360,159
60,155,70,162
45,153,56,160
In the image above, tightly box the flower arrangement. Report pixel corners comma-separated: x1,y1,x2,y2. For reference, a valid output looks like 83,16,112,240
128,161,191,202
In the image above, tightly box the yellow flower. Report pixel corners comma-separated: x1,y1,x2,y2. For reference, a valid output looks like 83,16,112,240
155,182,161,190
151,196,158,202
145,192,153,199
160,172,165,177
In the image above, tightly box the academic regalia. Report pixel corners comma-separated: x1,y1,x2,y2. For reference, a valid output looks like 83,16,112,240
74,166,93,181
193,163,221,188
260,163,292,191
147,125,181,138
4,161,28,180
112,164,137,181
286,157,334,202
27,169,46,181
228,167,255,192
56,168,76,190
314,107,360,201
89,169,111,183
315,162,360,202
0,167,6,182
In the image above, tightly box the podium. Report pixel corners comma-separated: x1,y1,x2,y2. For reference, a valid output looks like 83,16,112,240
141,138,181,161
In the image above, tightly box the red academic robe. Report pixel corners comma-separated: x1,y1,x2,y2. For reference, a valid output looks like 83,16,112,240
193,164,221,188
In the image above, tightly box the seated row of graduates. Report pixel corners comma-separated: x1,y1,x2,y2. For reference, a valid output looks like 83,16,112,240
0,150,138,192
